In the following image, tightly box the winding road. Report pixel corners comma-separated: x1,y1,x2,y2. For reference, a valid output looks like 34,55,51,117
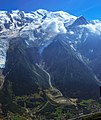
0,71,4,90
36,64,53,89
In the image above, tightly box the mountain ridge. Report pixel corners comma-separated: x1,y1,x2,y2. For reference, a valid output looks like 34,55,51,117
0,9,101,119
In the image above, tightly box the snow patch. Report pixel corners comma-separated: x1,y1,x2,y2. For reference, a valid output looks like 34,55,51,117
39,40,53,54
0,59,5,68
70,44,76,51
69,31,74,35
90,49,94,53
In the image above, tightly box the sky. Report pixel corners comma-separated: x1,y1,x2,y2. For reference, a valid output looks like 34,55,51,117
0,0,101,20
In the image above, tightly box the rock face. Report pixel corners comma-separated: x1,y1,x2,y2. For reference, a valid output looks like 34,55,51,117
3,37,51,96
0,9,100,99
77,33,101,82
42,35,99,99
71,16,88,26
2,34,99,99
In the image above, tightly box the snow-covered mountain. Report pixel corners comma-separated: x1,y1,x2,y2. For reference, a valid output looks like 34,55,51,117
0,9,101,83
1,9,101,119
0,9,76,32
0,9,77,68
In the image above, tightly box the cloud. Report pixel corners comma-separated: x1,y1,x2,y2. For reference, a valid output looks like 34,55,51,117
42,18,67,34
80,23,101,35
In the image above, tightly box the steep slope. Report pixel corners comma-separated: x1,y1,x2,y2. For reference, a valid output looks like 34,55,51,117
0,36,77,119
0,36,51,119
77,33,101,81
71,16,88,26
0,9,77,69
42,34,99,99
65,18,101,83
0,9,100,99
3,36,51,96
